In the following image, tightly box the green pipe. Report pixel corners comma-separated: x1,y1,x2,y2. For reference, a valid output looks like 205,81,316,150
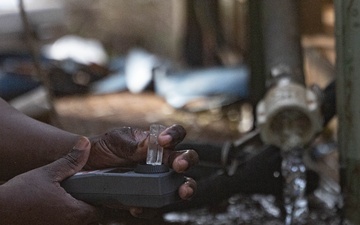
335,0,360,224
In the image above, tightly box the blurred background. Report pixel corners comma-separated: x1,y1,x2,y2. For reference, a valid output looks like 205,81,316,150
0,0,335,142
0,1,338,224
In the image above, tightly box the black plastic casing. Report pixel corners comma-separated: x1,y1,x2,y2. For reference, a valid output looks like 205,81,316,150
61,167,184,208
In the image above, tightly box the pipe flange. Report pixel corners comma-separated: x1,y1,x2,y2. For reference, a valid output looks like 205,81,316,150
256,80,322,150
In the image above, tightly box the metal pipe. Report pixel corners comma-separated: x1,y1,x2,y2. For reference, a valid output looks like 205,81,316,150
256,0,322,151
249,0,266,105
261,0,304,87
335,0,360,224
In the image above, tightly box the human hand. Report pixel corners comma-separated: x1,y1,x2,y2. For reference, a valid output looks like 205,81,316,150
0,137,100,225
85,124,198,214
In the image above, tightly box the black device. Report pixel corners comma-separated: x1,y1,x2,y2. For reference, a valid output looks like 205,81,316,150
62,164,184,208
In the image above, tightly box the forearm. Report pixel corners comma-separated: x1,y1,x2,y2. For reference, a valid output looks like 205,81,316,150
0,98,81,181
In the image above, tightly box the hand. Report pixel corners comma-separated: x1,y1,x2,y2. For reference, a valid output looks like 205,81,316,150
85,124,198,214
0,137,100,225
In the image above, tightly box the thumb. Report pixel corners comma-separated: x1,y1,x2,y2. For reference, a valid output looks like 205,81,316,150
44,136,91,182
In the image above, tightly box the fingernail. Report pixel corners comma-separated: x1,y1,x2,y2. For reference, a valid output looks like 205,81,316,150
182,185,194,200
73,137,90,150
130,207,144,217
132,207,143,215
176,159,189,173
185,188,193,199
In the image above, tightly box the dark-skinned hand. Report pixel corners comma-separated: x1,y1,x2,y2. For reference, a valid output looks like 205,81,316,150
0,137,100,225
85,124,198,217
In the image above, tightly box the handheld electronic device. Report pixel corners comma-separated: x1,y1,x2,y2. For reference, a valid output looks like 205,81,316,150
62,124,184,208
